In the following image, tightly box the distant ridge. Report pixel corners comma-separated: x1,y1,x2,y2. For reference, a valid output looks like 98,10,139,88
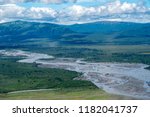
0,20,150,47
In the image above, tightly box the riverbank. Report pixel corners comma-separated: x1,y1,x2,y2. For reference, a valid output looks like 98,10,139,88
0,49,150,99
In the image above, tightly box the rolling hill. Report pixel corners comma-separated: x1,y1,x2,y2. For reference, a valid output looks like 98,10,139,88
0,21,150,48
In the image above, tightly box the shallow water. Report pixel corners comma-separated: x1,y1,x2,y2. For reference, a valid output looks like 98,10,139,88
0,49,150,99
37,60,150,99
0,49,54,63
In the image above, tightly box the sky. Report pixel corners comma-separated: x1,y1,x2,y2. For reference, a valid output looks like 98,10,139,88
0,0,150,24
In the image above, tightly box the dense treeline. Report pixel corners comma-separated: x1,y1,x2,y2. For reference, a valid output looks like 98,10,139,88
0,58,97,93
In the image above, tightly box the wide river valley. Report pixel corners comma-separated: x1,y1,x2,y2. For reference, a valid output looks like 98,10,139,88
0,49,150,99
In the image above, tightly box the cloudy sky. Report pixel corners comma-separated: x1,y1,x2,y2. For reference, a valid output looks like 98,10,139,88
0,0,150,24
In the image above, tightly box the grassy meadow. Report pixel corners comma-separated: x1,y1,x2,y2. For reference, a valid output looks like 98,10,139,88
0,88,134,100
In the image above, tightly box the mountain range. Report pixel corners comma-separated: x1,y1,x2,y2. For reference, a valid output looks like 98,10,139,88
0,21,150,48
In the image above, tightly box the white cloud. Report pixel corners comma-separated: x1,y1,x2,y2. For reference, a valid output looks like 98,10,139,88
0,0,149,5
67,5,95,17
0,0,150,24
106,0,148,13
25,7,57,19
0,4,25,18
0,4,57,21
66,0,148,17
58,0,150,23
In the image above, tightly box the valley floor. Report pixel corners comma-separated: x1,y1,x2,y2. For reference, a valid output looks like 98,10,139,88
0,89,135,100
0,49,150,99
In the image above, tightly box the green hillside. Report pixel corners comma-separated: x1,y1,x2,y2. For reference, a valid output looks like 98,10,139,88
0,21,150,48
